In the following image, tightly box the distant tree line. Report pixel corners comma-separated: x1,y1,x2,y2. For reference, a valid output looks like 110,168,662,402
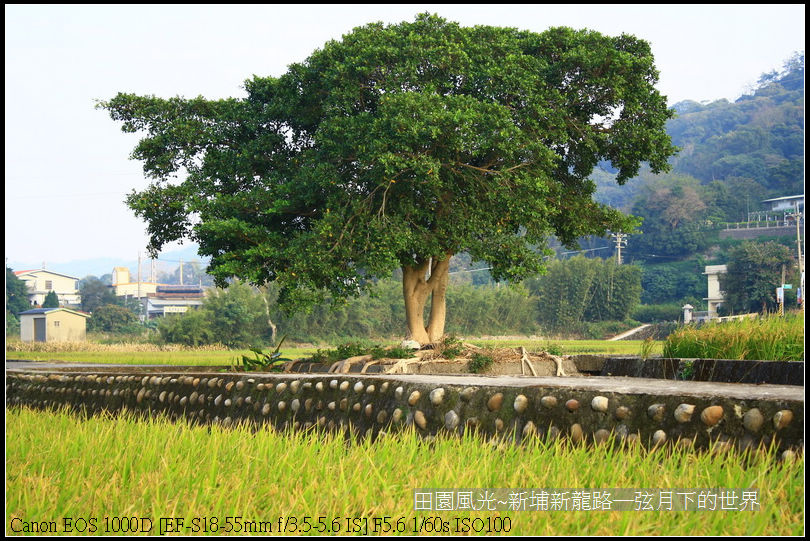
149,256,644,346
524,257,642,333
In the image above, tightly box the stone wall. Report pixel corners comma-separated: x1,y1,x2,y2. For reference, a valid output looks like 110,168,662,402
6,365,803,454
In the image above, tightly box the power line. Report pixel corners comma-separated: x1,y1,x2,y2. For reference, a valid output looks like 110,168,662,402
6,191,129,200
559,246,611,256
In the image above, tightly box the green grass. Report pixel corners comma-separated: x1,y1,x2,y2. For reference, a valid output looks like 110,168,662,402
663,313,804,361
6,407,804,536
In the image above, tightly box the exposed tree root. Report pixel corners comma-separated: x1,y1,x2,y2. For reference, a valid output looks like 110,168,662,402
328,354,373,374
320,344,572,376
383,357,423,374
519,347,537,376
534,350,566,376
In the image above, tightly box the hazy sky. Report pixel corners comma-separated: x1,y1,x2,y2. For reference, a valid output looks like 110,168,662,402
5,4,805,268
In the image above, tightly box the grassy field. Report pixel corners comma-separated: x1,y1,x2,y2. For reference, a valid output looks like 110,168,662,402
4,339,657,366
6,407,804,536
663,313,804,362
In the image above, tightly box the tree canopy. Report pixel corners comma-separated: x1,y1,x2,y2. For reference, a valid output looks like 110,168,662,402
79,276,118,313
102,14,676,342
42,290,60,308
720,241,795,313
6,267,31,316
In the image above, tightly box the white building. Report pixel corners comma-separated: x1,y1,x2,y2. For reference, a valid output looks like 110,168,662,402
703,265,728,318
14,269,81,308
761,195,804,213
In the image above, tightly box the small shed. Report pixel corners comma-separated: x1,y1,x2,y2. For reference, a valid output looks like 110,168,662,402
19,308,90,343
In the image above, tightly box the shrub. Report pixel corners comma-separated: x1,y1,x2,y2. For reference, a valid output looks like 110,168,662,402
88,304,141,334
157,310,215,347
468,352,494,373
632,304,682,323
6,310,20,337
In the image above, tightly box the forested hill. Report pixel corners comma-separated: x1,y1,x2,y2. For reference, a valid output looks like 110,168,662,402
594,52,804,211
666,52,804,196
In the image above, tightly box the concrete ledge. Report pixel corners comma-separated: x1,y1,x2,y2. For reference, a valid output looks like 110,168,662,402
592,357,804,386
6,362,803,452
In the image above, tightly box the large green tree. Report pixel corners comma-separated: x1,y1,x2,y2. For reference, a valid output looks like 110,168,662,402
626,175,711,260
79,276,118,313
720,241,795,313
102,14,675,343
6,267,31,316
6,266,31,336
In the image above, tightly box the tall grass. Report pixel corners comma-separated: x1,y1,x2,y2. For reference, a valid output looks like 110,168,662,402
663,313,804,361
6,407,804,536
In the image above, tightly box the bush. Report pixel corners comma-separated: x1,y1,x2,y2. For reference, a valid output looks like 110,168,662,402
157,310,215,347
155,281,272,348
632,304,682,323
88,304,142,334
468,352,494,373
6,310,20,337
203,281,272,347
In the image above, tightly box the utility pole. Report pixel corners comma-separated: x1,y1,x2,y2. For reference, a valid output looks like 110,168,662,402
779,264,786,316
795,201,804,312
611,233,628,265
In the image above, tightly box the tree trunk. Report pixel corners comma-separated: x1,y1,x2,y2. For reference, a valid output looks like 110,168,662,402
257,285,278,345
402,254,452,344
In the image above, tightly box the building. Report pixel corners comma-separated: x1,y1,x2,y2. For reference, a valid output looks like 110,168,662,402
745,194,804,226
703,264,728,318
19,307,90,342
145,285,205,319
110,266,159,298
760,194,804,213
13,269,81,308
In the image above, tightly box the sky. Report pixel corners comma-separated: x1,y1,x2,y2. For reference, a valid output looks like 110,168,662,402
4,4,805,273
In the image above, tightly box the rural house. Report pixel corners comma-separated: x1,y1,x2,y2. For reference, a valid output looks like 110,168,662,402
13,269,82,308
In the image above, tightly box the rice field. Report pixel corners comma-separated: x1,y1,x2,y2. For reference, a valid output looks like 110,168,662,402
4,339,655,366
663,313,804,362
5,407,804,536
